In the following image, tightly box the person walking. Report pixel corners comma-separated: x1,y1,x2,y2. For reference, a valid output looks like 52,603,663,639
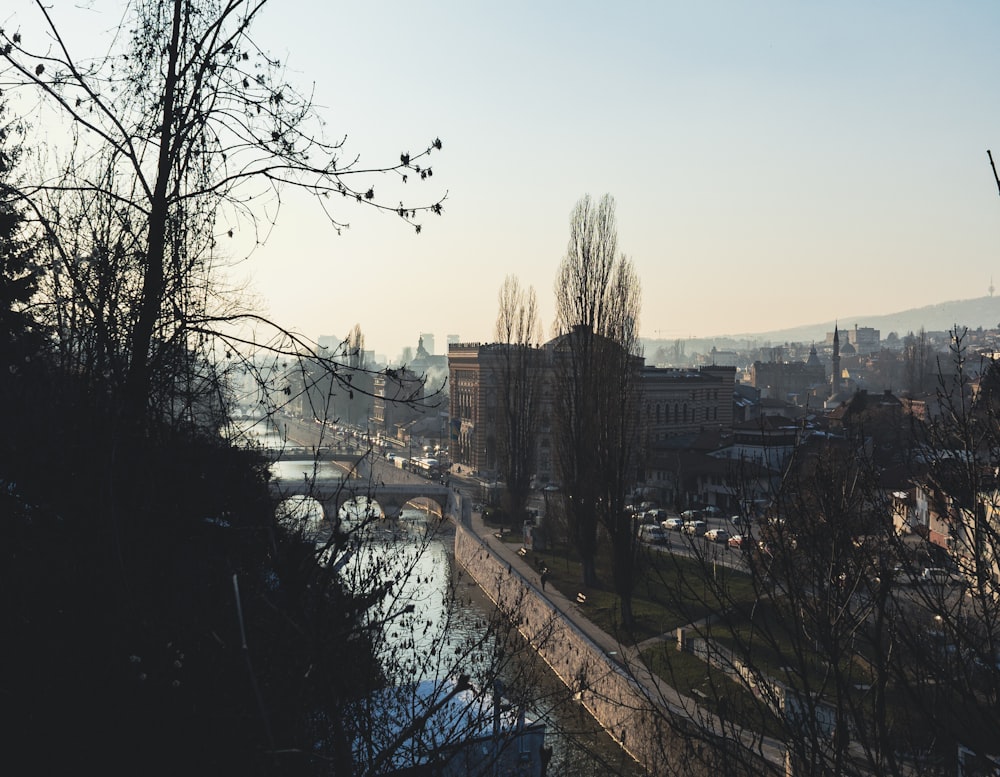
540,568,549,591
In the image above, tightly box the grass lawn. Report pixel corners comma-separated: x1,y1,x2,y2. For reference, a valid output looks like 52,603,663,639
511,526,979,761
524,539,758,643
641,642,786,739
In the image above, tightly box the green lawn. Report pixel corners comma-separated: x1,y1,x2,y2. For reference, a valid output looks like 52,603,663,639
518,533,974,762
525,540,758,643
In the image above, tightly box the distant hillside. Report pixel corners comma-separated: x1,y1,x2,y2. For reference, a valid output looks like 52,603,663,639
644,296,1000,354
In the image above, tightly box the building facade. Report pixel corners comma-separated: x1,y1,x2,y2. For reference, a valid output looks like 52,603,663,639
372,367,426,440
447,343,503,475
641,365,736,443
448,341,734,483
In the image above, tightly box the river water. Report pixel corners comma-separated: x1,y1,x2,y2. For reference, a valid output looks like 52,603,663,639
309,500,642,776
249,418,643,775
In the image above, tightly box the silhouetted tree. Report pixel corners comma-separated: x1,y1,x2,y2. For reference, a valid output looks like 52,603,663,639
903,329,938,396
492,275,544,531
622,328,1000,777
0,0,445,425
0,100,43,366
552,194,643,621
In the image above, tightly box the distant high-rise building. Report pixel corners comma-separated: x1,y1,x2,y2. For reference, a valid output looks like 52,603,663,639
825,325,880,355
848,325,880,354
419,333,435,356
447,334,460,346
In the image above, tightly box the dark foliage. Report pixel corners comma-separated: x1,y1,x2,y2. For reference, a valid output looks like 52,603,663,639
0,357,382,775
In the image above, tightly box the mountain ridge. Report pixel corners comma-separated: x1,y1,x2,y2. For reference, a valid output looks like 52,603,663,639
645,296,1000,351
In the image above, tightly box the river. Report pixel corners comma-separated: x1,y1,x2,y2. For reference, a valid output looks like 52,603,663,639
249,415,643,775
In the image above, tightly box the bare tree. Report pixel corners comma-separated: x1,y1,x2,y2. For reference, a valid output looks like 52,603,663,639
552,193,643,615
346,323,366,370
622,329,1000,776
592,258,644,628
493,275,543,531
902,328,941,397
0,0,445,423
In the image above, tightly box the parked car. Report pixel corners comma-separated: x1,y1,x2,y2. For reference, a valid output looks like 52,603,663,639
702,505,722,517
680,509,701,520
637,524,669,545
728,533,746,549
920,567,954,586
875,564,910,586
645,508,668,523
682,520,707,537
705,528,730,543
662,517,684,532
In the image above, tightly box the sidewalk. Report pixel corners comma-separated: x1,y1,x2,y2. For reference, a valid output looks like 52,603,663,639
466,508,624,658
462,507,702,718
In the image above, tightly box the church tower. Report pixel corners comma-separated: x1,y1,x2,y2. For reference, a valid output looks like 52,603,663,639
831,322,842,396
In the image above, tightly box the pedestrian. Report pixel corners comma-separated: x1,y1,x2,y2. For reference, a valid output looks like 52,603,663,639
540,569,549,591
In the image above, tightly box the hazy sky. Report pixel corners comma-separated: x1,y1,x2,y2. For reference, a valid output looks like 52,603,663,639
15,1,1000,360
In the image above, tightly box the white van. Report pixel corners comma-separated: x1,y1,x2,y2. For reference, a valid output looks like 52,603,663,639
638,525,669,545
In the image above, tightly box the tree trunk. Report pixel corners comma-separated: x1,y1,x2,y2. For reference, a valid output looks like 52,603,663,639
124,0,183,421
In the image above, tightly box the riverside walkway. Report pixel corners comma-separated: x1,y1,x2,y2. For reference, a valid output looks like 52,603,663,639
456,494,787,774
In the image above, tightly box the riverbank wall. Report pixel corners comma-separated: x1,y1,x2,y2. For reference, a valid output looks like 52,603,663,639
453,523,755,776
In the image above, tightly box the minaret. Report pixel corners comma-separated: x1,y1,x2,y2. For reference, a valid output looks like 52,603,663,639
831,322,842,396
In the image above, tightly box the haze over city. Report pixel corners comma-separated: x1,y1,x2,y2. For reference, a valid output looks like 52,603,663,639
11,0,1000,356
234,1,1000,358
8,0,1000,771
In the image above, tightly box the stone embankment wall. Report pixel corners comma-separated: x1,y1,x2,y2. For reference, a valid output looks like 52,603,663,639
453,525,767,776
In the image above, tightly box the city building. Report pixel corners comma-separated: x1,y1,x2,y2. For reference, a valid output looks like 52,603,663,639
448,339,734,483
372,367,426,441
447,341,547,476
640,365,736,443
749,348,827,407
418,332,436,356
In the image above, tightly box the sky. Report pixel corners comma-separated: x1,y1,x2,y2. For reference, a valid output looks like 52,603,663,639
12,1,1000,361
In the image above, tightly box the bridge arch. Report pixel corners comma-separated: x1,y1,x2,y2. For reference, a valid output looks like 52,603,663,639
269,479,452,522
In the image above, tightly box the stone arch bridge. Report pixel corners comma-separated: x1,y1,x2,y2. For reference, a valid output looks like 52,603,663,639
269,477,453,520
266,448,454,519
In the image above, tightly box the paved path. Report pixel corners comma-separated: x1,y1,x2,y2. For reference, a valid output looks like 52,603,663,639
452,468,788,770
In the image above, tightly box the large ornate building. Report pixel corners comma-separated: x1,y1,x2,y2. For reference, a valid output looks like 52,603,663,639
447,342,547,476
448,338,734,483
